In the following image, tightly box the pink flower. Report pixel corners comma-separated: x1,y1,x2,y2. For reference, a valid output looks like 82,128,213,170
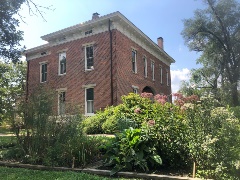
148,120,155,126
141,92,153,99
134,108,141,114
154,94,167,105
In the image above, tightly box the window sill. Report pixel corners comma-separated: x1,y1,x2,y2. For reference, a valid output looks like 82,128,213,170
58,73,66,76
85,113,95,117
85,69,94,72
40,81,47,83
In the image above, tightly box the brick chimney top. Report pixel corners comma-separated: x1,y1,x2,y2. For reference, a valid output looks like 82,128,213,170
92,12,100,20
157,37,164,49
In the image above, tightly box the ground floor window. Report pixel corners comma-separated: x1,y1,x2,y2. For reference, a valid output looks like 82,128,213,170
85,88,94,115
58,91,66,115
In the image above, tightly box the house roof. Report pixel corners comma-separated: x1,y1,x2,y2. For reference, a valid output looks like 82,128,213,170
24,11,175,64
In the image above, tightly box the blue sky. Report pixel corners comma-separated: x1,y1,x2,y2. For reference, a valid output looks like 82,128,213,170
19,0,207,93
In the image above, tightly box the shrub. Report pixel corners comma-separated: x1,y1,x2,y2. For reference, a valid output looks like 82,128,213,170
230,106,240,120
82,106,116,134
12,86,102,168
183,96,240,179
104,126,162,175
82,93,163,134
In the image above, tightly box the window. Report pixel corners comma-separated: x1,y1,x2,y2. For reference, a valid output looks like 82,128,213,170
59,52,66,75
132,50,137,73
143,57,147,77
85,45,94,70
160,66,163,84
151,61,155,81
132,85,139,94
166,70,169,86
58,91,66,115
85,29,93,35
40,63,47,83
85,88,94,115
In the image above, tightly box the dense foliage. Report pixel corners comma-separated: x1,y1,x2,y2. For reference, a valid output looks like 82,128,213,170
182,0,240,106
85,93,240,179
104,127,162,175
8,86,103,168
0,62,26,125
0,0,24,62
0,0,51,63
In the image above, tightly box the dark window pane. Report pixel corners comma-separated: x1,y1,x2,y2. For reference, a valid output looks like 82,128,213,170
41,64,47,82
87,88,94,100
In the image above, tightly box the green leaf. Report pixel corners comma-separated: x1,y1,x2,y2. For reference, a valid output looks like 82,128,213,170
151,155,162,165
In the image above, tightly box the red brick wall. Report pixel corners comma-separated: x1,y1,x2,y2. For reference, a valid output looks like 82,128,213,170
27,29,172,114
113,30,171,104
27,31,113,114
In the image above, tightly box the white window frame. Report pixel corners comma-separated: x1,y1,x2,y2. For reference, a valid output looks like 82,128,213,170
59,52,66,75
58,91,66,115
160,65,163,84
132,85,139,94
85,45,94,71
151,60,155,81
85,88,94,116
132,49,137,73
143,56,147,78
166,70,169,86
39,62,47,83
83,84,96,116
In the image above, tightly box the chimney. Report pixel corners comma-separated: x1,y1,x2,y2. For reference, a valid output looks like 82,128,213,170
92,12,100,20
157,37,164,49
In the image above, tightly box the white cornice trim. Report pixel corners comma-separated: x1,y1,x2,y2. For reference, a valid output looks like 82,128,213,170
24,11,175,65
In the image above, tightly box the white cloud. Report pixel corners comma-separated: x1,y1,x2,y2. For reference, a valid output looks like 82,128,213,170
171,68,190,93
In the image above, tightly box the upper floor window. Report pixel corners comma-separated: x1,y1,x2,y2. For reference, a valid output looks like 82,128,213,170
85,29,93,35
160,66,163,84
166,70,169,86
151,61,155,81
59,52,66,75
58,91,66,115
40,63,47,83
85,45,94,70
143,57,147,77
132,49,137,73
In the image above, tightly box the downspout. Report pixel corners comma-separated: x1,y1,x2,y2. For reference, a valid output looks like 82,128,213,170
26,54,29,101
109,19,114,106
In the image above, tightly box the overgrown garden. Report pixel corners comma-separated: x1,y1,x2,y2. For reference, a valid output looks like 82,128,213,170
1,89,239,180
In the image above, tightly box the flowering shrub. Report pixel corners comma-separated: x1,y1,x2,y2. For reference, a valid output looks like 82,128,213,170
82,92,240,179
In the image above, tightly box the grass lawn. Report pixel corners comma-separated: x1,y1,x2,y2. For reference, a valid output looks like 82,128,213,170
0,166,141,180
0,136,16,148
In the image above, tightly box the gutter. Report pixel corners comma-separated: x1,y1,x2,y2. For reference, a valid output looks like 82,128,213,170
109,19,114,106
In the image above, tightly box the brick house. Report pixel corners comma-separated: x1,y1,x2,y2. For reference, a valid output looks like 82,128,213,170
24,11,175,116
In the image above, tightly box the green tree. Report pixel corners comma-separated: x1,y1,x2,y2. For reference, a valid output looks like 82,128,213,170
0,62,26,124
182,0,240,106
0,0,52,63
0,0,24,63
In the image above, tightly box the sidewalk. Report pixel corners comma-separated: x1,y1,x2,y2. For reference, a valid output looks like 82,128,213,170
0,133,15,136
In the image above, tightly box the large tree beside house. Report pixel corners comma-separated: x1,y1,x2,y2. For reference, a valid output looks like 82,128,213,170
182,0,240,106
